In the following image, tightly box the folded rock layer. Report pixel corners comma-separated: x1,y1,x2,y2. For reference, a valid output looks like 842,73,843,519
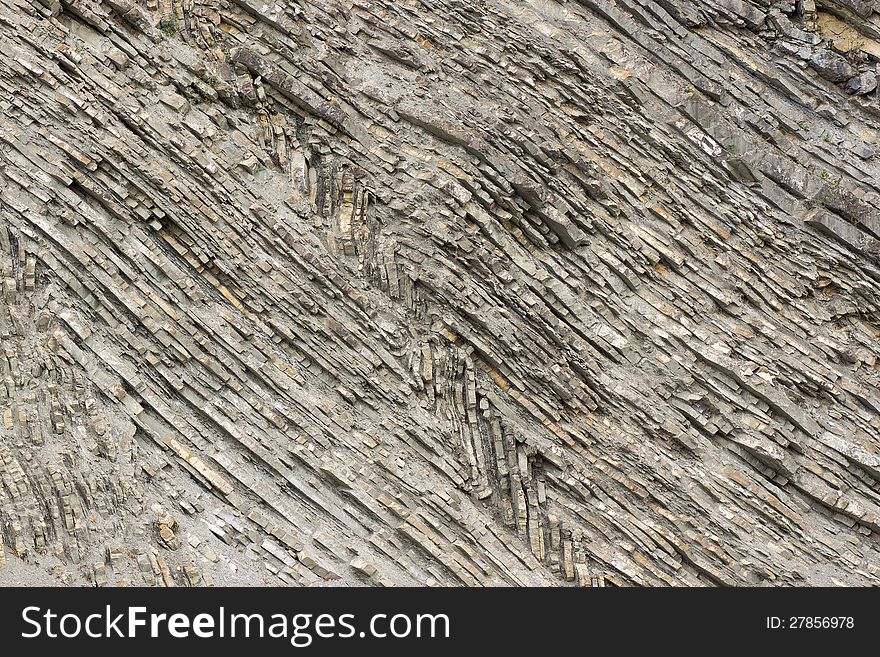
0,0,879,586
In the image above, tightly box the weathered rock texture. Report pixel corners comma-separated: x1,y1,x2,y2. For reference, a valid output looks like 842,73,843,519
1,0,879,587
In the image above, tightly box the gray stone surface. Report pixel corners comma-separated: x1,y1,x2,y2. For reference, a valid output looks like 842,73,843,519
0,0,879,587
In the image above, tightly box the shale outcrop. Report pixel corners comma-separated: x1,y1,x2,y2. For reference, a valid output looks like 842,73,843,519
1,0,879,586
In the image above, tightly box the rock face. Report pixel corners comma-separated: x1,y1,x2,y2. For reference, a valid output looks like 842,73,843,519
0,0,879,588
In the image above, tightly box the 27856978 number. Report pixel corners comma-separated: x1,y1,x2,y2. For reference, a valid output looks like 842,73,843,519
766,616,854,629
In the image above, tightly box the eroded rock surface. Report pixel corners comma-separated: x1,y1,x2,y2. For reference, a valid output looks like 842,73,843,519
0,0,879,586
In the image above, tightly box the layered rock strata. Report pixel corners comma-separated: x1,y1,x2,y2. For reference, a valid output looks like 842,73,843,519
0,0,879,586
